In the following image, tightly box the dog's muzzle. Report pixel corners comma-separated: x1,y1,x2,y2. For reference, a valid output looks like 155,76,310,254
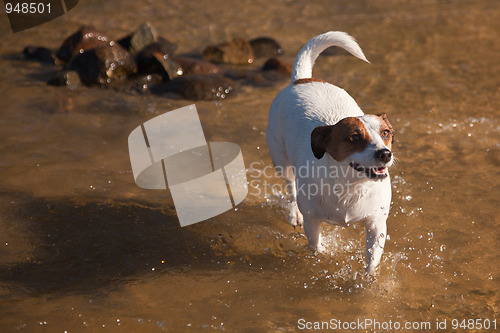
350,149,392,180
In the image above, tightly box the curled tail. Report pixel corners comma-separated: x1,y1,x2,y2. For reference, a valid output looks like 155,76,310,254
291,31,369,83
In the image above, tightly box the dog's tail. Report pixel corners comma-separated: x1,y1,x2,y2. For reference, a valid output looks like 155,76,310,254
291,31,369,83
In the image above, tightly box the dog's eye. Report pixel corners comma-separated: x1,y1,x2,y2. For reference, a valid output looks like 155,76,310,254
348,134,361,142
381,130,391,139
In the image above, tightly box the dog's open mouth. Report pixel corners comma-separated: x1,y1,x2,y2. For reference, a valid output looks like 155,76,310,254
350,163,389,180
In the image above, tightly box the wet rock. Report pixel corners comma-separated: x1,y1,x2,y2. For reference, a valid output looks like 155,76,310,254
154,74,236,100
113,73,163,95
47,70,81,88
262,57,292,80
23,46,55,64
202,37,254,65
136,42,181,80
120,35,176,56
153,37,177,56
173,56,221,75
129,22,158,55
223,58,292,87
67,44,137,86
56,26,110,62
249,37,284,58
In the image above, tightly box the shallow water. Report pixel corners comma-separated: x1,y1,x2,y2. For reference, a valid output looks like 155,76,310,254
0,0,498,331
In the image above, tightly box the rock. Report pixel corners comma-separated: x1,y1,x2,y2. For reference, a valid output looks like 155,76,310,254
67,44,137,86
173,56,221,75
23,46,55,64
136,51,181,81
262,57,292,80
154,74,237,100
249,37,284,58
56,26,110,62
47,70,81,88
136,41,181,80
202,37,254,65
129,22,158,55
223,58,292,87
113,73,163,95
154,37,178,56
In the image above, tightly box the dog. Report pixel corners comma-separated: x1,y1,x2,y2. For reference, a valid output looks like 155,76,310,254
266,31,394,273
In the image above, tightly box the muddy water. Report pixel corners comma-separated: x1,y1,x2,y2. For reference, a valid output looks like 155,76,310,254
0,0,498,331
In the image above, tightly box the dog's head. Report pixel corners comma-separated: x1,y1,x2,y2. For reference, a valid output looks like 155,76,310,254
311,114,394,180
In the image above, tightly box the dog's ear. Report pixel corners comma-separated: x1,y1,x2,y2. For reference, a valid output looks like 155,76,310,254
377,113,393,129
377,113,394,144
311,125,332,159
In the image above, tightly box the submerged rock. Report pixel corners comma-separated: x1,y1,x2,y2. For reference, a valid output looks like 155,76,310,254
154,74,237,100
113,73,163,95
23,46,55,65
67,44,137,86
173,56,221,75
262,57,292,80
202,37,254,65
47,70,81,88
224,57,292,87
249,37,284,58
56,26,110,62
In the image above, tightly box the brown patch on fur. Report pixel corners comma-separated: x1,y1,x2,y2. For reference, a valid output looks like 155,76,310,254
377,113,394,149
294,78,327,85
311,117,372,161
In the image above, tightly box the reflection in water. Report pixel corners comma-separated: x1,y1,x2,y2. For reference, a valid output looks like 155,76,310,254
0,0,498,331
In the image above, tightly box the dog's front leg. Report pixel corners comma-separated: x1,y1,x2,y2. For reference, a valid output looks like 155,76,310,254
286,178,304,227
364,217,387,274
303,218,325,253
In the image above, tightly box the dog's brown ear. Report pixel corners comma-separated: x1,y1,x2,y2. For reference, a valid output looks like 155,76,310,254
377,113,393,130
311,125,332,159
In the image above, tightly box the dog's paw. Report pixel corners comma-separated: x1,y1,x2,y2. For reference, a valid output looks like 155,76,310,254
288,204,304,227
310,241,326,254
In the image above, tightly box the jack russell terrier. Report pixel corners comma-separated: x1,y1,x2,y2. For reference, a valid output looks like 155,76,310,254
266,31,394,273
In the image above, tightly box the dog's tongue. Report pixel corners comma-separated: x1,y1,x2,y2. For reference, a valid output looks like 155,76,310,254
373,167,387,174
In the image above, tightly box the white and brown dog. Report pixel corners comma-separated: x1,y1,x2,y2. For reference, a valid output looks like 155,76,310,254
266,31,394,273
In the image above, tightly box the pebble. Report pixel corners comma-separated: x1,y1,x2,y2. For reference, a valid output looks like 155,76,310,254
47,70,81,88
56,26,110,62
202,37,254,65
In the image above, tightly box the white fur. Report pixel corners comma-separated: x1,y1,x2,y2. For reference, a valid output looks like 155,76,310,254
266,31,393,273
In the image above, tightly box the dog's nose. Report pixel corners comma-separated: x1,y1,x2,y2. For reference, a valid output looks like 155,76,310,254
375,149,392,163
